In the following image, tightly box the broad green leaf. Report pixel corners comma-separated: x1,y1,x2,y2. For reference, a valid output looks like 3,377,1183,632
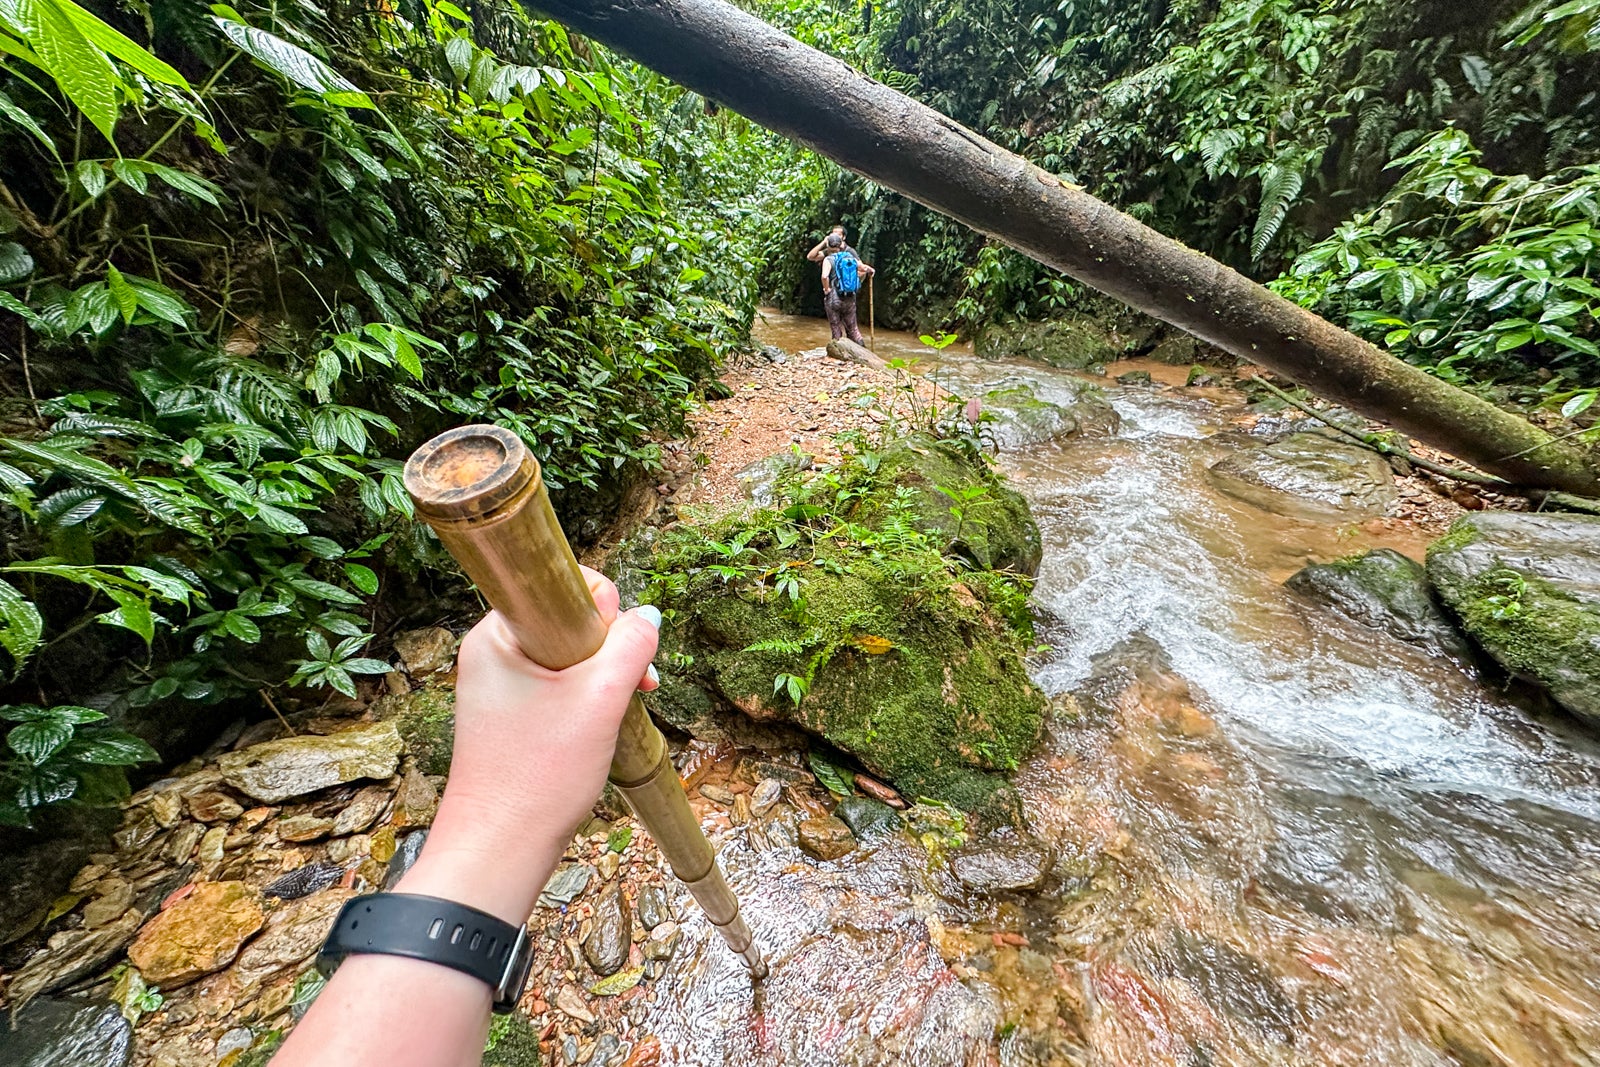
111,159,148,194
126,278,192,326
23,0,120,142
98,591,154,644
0,240,33,284
444,35,472,81
1459,54,1492,94
65,734,159,764
8,717,73,764
343,562,378,594
0,87,60,162
1562,392,1596,419
74,158,105,199
210,15,373,107
105,265,137,322
290,576,363,605
342,657,391,675
0,578,44,673
223,614,261,642
56,0,186,86
17,763,78,806
145,163,223,207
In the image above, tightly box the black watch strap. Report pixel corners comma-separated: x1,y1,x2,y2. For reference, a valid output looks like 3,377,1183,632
317,893,534,1014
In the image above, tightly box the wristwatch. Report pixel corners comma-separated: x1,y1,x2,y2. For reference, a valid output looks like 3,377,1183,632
317,894,536,1014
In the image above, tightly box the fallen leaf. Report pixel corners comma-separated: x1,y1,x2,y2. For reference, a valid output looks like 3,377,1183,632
851,634,894,655
813,391,830,403
588,965,645,997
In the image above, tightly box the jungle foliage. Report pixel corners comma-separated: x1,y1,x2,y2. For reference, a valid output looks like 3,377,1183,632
758,0,1600,409
0,0,765,823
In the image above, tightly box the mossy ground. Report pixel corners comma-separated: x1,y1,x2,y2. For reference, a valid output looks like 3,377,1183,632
371,686,456,776
645,432,1046,819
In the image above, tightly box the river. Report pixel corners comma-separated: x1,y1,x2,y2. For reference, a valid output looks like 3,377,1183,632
633,311,1600,1067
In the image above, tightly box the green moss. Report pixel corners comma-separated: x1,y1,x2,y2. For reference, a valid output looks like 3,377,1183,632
976,317,1114,370
1426,520,1483,561
1457,572,1598,678
482,1014,542,1067
373,686,456,776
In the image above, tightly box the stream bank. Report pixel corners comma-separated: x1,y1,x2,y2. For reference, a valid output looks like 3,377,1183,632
6,310,1600,1067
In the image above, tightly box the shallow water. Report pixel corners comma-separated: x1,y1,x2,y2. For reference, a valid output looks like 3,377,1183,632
640,311,1600,1066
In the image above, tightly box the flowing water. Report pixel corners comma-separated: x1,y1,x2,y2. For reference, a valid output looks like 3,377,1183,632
637,312,1600,1067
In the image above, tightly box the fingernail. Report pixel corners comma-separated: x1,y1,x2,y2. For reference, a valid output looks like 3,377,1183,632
646,664,660,685
636,605,662,629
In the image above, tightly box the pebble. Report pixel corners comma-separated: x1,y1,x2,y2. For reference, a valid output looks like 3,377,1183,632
184,792,243,824
147,792,184,828
82,880,134,929
797,816,856,861
751,779,783,817
332,785,390,835
582,887,632,977
277,815,335,842
597,852,620,881
556,986,597,1024
731,794,751,826
165,823,206,864
539,864,594,908
216,1026,254,1059
197,827,227,866
698,784,735,805
852,773,905,808
636,886,671,930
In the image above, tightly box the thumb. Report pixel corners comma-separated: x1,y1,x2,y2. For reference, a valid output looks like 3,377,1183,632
585,608,660,698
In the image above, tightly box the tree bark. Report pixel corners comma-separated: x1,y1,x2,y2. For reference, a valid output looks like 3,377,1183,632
526,0,1600,495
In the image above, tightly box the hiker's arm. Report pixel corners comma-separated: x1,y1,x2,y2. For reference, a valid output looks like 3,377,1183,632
271,572,659,1067
806,237,828,262
821,256,832,292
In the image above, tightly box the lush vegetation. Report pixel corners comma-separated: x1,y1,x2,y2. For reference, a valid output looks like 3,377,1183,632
0,0,768,824
759,0,1600,413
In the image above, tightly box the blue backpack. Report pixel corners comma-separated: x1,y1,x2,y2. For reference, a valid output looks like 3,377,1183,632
832,250,861,295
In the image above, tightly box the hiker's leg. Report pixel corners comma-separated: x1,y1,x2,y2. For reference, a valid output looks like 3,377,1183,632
842,296,866,345
824,292,845,340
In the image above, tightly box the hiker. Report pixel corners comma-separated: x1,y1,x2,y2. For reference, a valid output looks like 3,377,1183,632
819,233,874,345
805,223,847,264
272,567,660,1067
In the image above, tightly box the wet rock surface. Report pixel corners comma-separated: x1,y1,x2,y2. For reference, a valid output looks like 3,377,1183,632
1208,431,1398,519
1427,511,1600,724
950,840,1052,893
797,815,856,860
217,722,403,803
0,996,133,1067
974,379,1120,449
128,880,265,987
1288,548,1473,659
582,888,632,977
835,795,900,838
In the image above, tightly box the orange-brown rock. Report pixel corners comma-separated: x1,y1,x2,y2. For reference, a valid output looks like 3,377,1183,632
129,881,265,987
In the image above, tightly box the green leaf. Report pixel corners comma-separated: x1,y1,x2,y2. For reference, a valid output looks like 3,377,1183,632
223,613,261,642
74,159,105,200
210,14,373,107
0,241,33,284
126,277,192,326
59,0,187,86
808,751,854,797
145,163,223,207
444,35,473,81
324,665,357,697
97,591,154,644
1459,54,1492,94
606,825,633,853
342,657,391,675
24,0,120,142
0,579,44,674
288,576,364,605
8,718,73,764
0,88,60,163
343,562,378,595
66,734,159,765
111,158,148,194
105,265,137,323
17,763,78,807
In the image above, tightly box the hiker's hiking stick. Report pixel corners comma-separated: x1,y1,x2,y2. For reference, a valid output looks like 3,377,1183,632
868,273,875,349
404,425,767,980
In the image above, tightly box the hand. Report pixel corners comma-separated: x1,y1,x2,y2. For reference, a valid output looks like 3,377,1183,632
395,567,659,923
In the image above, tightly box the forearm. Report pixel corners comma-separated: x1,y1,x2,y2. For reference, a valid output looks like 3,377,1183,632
271,796,572,1067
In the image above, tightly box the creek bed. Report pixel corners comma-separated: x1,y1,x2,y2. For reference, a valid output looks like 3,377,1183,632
625,312,1600,1067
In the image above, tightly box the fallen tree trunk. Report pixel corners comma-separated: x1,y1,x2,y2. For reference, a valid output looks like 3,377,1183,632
526,0,1600,495
827,337,891,373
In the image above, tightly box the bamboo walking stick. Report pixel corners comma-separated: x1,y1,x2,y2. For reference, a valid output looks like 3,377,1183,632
867,273,875,349
404,424,767,980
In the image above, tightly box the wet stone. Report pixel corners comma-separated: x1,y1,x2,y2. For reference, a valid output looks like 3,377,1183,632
184,791,243,824
699,783,735,805
332,785,390,836
216,1027,254,1060
750,778,783,816
636,886,671,931
217,722,403,804
277,815,336,842
165,822,206,864
644,922,680,961
8,909,144,1005
128,880,265,987
198,826,227,865
383,829,428,890
147,791,184,828
797,815,856,861
392,765,439,830
556,985,596,1024
538,864,594,909
82,879,134,928
835,795,900,839
394,626,458,675
233,888,354,990
1207,431,1397,520
0,997,132,1067
950,841,1052,894
597,852,620,881
582,887,632,977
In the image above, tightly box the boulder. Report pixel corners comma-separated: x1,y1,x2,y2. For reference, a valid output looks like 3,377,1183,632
971,379,1120,450
0,997,132,1067
975,316,1116,370
1207,432,1397,520
835,795,900,838
1426,512,1600,725
798,815,856,860
858,435,1042,576
218,721,403,803
128,880,265,987
1287,549,1473,659
231,888,354,992
734,450,813,508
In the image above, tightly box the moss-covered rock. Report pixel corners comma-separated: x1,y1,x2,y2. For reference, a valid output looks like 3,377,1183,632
976,317,1116,370
857,436,1042,576
645,435,1047,819
482,1014,542,1067
974,379,1120,451
370,686,455,776
1287,549,1472,660
1426,512,1600,727
1207,432,1397,520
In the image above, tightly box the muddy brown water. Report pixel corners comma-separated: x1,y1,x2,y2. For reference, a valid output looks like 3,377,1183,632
637,311,1600,1067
